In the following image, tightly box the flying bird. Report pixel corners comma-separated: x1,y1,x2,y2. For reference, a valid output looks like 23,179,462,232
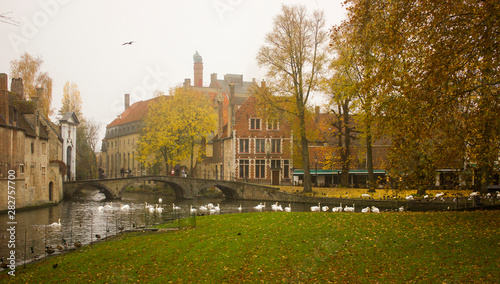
122,41,135,45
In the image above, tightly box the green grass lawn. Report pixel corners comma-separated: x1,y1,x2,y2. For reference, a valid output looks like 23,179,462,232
2,211,499,283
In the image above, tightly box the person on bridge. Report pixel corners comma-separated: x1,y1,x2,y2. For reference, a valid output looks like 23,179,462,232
120,167,125,178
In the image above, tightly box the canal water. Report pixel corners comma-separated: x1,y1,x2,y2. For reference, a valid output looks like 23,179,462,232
0,188,321,266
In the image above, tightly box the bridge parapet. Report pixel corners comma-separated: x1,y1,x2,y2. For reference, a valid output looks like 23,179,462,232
63,176,282,201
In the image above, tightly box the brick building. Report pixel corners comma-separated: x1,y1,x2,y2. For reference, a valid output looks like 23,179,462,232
0,73,71,211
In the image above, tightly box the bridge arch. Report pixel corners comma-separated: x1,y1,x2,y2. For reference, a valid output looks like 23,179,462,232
118,178,188,199
197,183,240,199
65,182,118,200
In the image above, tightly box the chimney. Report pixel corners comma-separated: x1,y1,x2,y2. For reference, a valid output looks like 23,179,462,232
210,73,218,88
0,73,7,90
183,78,191,87
11,78,24,99
261,80,266,88
228,84,235,136
0,74,8,123
124,94,130,110
193,51,203,87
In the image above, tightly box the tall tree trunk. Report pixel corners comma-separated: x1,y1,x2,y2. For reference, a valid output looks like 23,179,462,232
299,106,312,193
366,133,375,192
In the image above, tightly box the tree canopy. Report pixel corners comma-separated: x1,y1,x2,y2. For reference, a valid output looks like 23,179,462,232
10,52,53,118
256,4,329,193
137,87,217,174
340,0,500,191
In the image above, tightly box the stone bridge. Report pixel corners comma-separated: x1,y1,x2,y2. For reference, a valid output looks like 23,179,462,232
63,176,282,200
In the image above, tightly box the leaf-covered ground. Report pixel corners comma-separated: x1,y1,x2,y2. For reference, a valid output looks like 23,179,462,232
2,211,499,283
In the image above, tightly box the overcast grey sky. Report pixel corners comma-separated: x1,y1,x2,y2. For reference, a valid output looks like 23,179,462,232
1,0,346,142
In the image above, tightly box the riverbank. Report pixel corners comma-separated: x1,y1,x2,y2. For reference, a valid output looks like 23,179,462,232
1,210,499,283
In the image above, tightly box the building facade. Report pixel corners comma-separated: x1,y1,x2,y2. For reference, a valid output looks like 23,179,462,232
0,73,68,211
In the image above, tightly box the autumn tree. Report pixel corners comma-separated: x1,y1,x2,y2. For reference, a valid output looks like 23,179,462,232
256,4,328,193
322,31,361,188
10,52,53,118
137,87,217,175
342,0,500,192
59,81,83,118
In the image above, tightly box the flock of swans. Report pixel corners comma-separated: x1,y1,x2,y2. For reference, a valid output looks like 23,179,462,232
308,202,404,213
90,198,408,217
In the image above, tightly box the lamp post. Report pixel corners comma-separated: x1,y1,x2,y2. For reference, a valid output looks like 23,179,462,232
315,154,318,187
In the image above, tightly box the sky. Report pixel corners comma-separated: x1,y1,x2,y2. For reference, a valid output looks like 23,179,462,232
0,0,347,144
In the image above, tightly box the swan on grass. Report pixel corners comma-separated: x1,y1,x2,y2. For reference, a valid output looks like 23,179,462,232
310,203,321,212
284,204,291,212
371,206,380,213
361,207,371,213
344,204,355,212
238,204,242,213
321,206,329,212
254,202,265,212
332,203,343,213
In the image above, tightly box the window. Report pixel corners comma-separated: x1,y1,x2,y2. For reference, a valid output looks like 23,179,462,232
41,167,46,183
31,142,35,154
271,160,281,169
19,164,24,174
271,139,281,153
239,139,249,153
283,160,290,178
255,139,265,153
268,119,278,130
250,118,261,130
255,159,265,179
239,160,249,178
41,142,47,155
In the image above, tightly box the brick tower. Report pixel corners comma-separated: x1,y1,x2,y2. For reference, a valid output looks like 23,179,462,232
193,51,203,87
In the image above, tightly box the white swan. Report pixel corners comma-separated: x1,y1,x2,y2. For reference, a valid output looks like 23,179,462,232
158,198,162,204
254,203,264,212
284,204,291,212
332,203,343,213
272,202,283,211
120,204,130,210
104,202,113,209
214,204,221,214
172,203,181,212
310,203,320,212
399,206,405,212
199,205,208,214
321,206,329,212
155,204,163,213
371,206,380,213
50,219,61,227
406,195,414,200
344,204,355,212
238,204,242,213
98,205,104,212
361,207,371,213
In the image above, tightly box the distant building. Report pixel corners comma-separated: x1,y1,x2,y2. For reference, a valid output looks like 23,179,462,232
101,94,162,178
0,73,73,211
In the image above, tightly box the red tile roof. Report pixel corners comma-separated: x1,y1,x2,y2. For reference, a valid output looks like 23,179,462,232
107,97,162,127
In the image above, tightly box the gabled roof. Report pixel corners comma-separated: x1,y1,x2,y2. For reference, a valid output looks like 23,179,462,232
60,112,80,126
107,96,162,128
